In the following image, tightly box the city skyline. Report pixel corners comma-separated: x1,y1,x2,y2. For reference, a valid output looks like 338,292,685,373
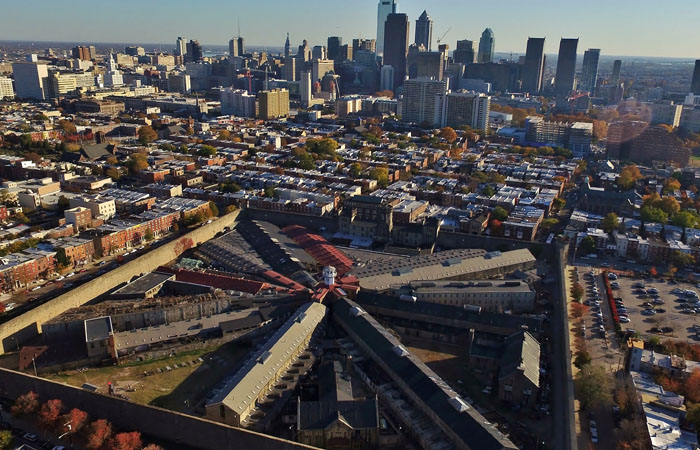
0,0,699,58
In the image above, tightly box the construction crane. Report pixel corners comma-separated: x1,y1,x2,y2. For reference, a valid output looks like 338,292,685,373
243,70,253,93
436,27,452,46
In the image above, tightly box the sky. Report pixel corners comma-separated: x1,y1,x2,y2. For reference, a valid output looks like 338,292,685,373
1,0,699,58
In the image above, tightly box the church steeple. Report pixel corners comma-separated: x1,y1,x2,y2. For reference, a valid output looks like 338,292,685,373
284,33,291,57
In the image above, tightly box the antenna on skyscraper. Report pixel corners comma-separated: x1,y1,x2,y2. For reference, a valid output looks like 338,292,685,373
238,17,241,38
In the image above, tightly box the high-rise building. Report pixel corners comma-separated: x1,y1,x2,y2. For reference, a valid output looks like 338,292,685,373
175,37,187,57
298,40,312,62
229,37,245,57
312,59,335,84
0,77,14,99
611,59,622,86
580,48,601,94
442,90,491,132
407,48,443,80
312,46,327,60
380,65,395,91
383,13,409,90
220,87,256,117
282,56,296,81
328,37,342,61
376,0,398,55
401,77,448,126
104,54,124,87
284,33,292,57
353,39,376,55
525,116,593,157
258,89,290,119
607,121,689,166
72,46,94,61
691,60,700,95
300,70,312,107
554,38,579,97
521,37,546,94
186,40,203,63
168,72,191,94
477,28,495,63
12,59,49,100
125,46,145,57
453,40,476,65
414,10,433,51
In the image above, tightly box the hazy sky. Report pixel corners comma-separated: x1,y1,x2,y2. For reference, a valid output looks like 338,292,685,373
1,0,699,58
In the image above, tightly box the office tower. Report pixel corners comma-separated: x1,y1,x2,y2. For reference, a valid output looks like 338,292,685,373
443,91,491,132
414,10,433,50
12,60,49,100
229,37,245,57
554,38,579,97
453,40,476,65
300,70,312,107
104,54,124,87
168,72,191,94
353,39,377,55
521,37,546,93
72,46,93,61
282,56,296,81
383,13,409,90
220,87,256,117
298,40,312,62
312,46,327,60
237,37,245,56
376,0,397,54
0,77,14,99
380,65,395,91
328,37,342,61
401,77,448,126
125,46,145,57
258,89,290,119
691,60,700,94
610,59,622,86
407,48,443,80
477,28,495,63
312,59,335,83
580,48,600,94
186,40,203,62
464,62,520,92
175,37,187,57
339,45,353,62
284,33,292,57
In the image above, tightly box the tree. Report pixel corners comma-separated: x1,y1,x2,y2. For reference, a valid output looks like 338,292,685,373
579,236,596,255
86,419,113,450
640,206,667,225
541,218,559,232
369,167,389,188
110,432,142,450
208,201,219,217
0,430,12,450
64,408,89,434
686,403,700,432
58,120,77,135
663,178,681,194
672,210,700,242
575,364,612,410
263,186,276,198
106,168,122,181
348,163,362,178
197,145,217,157
137,126,158,145
126,153,149,174
602,212,619,234
481,185,495,197
571,302,587,318
574,350,592,369
439,127,457,144
671,250,695,268
55,247,71,269
552,197,566,210
618,165,642,190
38,399,63,429
306,138,339,157
217,130,230,140
571,282,585,301
685,369,700,403
11,391,39,416
491,206,508,222
144,229,154,242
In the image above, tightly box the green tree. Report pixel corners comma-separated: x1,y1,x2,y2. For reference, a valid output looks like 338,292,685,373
552,197,566,210
482,185,495,197
306,138,339,157
144,229,154,242
197,145,217,157
137,125,158,145
574,350,592,369
671,250,695,268
491,206,508,222
208,201,219,217
672,210,700,242
54,247,71,268
575,364,612,410
126,153,149,173
579,236,596,255
618,165,642,190
348,163,362,178
57,120,77,135
602,212,619,234
369,167,389,188
264,186,276,198
640,206,668,225
542,218,559,232
217,130,231,140
0,430,12,450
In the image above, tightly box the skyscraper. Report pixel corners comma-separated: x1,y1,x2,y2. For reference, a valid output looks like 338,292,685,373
328,37,342,61
407,48,443,80
521,37,546,94
414,10,433,51
580,48,601,94
258,89,290,119
300,71,312,107
477,28,495,63
443,90,491,132
383,13,409,91
186,40,203,63
12,58,49,100
554,38,579,97
376,0,398,55
229,37,244,57
453,40,476,65
691,60,700,95
401,77,448,127
284,33,292,57
611,59,622,86
175,37,187,57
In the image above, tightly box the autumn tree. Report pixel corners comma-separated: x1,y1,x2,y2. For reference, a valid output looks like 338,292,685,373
110,432,142,450
574,350,592,369
57,119,77,135
575,364,612,410
64,408,89,435
126,153,149,174
602,212,619,234
439,127,457,144
11,391,39,416
685,369,700,403
38,399,63,429
369,167,389,188
491,206,508,222
541,218,559,232
217,130,230,140
571,282,585,301
571,302,587,318
617,165,642,190
0,430,12,450
86,419,113,450
137,126,158,145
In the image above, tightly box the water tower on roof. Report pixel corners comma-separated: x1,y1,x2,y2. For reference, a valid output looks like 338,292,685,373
323,266,337,287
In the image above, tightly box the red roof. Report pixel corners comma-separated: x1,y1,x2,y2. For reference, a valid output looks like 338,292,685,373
282,226,354,276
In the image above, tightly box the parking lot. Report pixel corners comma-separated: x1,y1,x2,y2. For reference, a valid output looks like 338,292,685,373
608,275,700,342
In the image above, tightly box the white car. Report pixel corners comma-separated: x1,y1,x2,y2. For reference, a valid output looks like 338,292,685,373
56,275,65,281
66,272,75,278
619,316,630,323
4,302,16,311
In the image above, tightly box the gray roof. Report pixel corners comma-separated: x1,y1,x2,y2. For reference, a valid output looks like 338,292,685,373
84,316,113,342
298,399,379,431
499,330,541,387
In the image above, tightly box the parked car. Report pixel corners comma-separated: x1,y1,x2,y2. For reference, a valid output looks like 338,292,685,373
608,273,618,280
23,433,37,442
619,316,630,323
662,327,674,333
642,309,656,316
